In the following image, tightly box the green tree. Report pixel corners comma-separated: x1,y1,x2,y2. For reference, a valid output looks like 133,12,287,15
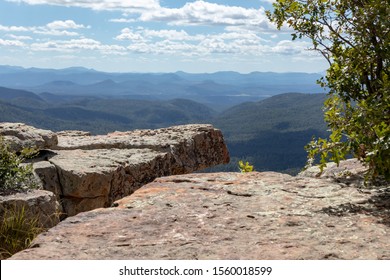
267,0,390,181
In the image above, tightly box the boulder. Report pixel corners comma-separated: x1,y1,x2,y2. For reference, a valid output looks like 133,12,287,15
10,172,390,260
0,123,58,152
27,124,229,216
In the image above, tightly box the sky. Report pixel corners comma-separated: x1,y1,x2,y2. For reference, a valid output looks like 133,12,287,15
0,0,328,73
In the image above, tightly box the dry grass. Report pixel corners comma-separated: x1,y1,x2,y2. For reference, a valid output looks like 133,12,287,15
0,205,44,259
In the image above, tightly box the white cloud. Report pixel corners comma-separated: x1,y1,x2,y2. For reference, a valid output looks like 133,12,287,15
6,34,33,40
116,28,205,42
109,18,135,23
30,38,127,55
0,20,88,37
9,0,276,30
138,0,274,29
34,30,80,36
46,20,88,30
115,26,277,56
33,20,89,36
271,40,310,55
0,24,30,32
116,28,146,42
6,0,160,10
0,38,25,46
2,0,321,72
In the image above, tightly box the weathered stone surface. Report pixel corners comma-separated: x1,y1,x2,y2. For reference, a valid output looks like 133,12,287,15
0,122,58,152
0,190,60,229
28,124,229,216
299,158,367,179
11,172,390,260
57,130,91,137
47,148,174,216
55,124,229,173
298,159,373,188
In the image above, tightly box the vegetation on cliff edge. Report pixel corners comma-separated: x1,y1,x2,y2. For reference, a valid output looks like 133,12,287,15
268,0,390,181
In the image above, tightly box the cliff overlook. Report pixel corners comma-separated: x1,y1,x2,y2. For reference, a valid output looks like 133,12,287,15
1,123,389,260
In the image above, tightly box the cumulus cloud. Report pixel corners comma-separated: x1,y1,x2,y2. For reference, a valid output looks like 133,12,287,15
116,28,146,42
114,26,293,57
33,20,89,36
109,18,136,23
46,20,88,30
116,28,204,42
0,38,25,47
6,34,33,40
31,38,127,55
0,24,30,32
272,40,311,55
2,0,316,68
10,0,276,30
138,0,273,29
34,30,80,36
0,20,88,37
6,0,160,10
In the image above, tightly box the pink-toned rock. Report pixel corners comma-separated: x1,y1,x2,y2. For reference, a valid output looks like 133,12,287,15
11,172,390,260
32,124,229,216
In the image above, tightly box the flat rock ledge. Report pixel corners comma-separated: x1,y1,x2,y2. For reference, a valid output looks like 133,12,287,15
1,123,229,217
11,171,390,260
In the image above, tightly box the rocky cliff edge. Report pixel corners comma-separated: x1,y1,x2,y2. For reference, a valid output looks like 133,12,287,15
10,158,390,260
0,123,229,219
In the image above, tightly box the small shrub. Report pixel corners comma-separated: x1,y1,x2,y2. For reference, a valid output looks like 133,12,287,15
0,136,38,195
238,160,254,173
0,205,43,259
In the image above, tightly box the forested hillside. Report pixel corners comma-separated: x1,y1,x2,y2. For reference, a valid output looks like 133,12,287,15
0,86,327,174
211,93,328,174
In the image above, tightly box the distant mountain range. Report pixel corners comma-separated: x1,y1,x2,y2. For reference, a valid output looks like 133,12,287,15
0,66,329,174
0,65,325,111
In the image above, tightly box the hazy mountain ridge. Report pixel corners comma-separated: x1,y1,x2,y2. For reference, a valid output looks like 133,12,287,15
0,66,328,174
0,65,324,111
0,86,216,133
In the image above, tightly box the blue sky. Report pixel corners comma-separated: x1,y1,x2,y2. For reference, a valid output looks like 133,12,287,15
0,0,327,73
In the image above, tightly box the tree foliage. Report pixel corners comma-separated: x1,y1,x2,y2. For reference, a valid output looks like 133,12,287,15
0,137,37,194
267,0,390,181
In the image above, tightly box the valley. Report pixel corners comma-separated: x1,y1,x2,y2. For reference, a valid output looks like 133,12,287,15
0,66,328,175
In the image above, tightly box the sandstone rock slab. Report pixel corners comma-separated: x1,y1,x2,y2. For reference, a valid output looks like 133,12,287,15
11,172,390,260
32,124,229,216
0,122,58,152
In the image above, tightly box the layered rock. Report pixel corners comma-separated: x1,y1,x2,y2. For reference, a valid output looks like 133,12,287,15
0,123,58,152
11,171,390,260
1,123,229,216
